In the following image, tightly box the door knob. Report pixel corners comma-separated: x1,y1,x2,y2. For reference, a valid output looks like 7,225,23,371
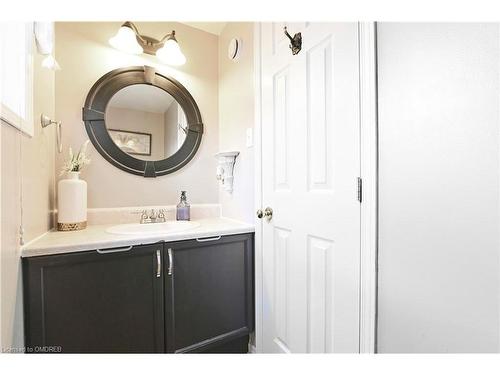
256,207,273,221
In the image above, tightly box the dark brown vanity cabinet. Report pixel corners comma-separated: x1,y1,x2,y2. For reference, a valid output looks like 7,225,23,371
22,233,254,354
164,234,254,353
22,243,165,353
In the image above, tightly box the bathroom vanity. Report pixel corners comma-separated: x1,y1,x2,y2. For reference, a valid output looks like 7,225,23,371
21,218,254,353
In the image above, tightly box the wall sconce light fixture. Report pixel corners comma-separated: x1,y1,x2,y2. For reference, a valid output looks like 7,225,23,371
109,21,186,66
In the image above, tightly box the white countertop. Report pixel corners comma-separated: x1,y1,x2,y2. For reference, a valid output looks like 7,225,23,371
21,217,255,258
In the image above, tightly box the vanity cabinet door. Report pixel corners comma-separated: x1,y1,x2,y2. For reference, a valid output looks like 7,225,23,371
164,233,254,353
23,244,164,353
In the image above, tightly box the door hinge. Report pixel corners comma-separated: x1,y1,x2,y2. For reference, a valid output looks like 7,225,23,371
357,177,362,203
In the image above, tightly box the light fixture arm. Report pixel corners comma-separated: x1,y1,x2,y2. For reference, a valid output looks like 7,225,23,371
122,21,139,34
159,30,177,43
122,21,177,54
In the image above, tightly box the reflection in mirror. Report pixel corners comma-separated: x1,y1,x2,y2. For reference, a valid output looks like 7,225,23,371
105,84,187,161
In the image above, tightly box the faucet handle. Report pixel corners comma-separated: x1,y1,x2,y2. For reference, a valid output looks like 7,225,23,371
158,209,166,219
132,209,148,218
131,209,149,224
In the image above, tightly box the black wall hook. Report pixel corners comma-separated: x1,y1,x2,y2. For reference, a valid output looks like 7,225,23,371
284,26,302,55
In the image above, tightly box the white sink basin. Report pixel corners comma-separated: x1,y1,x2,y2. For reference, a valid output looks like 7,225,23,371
106,221,200,235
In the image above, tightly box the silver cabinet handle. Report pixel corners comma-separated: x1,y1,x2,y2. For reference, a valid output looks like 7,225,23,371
96,245,133,254
168,248,174,276
196,236,221,242
156,250,161,278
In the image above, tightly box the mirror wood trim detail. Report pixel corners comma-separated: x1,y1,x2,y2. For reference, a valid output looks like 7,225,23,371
82,65,204,178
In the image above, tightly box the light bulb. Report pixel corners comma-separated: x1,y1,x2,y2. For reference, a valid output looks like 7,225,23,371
156,38,186,66
109,25,143,55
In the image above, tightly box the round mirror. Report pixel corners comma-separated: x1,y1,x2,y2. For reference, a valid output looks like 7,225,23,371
105,84,187,161
83,66,203,177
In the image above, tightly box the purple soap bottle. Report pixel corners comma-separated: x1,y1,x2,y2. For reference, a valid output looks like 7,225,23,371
176,191,190,221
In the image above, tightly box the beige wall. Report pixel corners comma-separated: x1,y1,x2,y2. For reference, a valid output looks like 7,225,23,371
1,125,24,351
55,22,219,208
218,23,255,223
22,52,57,242
1,48,56,349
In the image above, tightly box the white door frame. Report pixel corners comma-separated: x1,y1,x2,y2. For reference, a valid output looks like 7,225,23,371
252,21,378,353
252,21,264,353
358,21,378,353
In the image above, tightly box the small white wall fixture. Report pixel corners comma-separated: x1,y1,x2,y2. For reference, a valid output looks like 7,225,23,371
215,151,239,193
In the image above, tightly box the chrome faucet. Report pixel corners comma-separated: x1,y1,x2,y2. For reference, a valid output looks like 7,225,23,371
137,208,167,224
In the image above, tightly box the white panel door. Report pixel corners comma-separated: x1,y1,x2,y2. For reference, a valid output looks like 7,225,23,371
260,22,360,353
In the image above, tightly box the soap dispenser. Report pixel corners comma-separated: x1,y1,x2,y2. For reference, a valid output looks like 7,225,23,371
176,191,190,221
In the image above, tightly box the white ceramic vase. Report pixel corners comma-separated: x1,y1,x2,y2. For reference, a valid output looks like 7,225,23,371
57,171,87,231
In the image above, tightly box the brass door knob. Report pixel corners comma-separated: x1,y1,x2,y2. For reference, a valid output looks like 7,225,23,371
256,207,273,221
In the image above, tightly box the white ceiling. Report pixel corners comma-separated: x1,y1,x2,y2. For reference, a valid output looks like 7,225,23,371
182,22,227,36
108,85,175,114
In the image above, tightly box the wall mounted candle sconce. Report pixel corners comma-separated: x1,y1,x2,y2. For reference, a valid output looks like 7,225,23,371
109,21,186,66
215,151,239,193
284,26,302,55
41,114,62,153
